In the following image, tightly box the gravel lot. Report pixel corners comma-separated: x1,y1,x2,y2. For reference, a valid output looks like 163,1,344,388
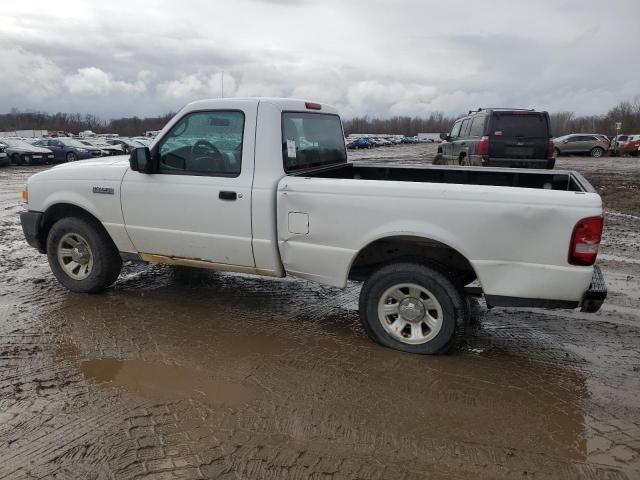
0,146,638,479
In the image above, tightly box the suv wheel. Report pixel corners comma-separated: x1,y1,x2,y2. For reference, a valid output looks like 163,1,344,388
590,147,604,158
359,263,464,354
432,153,445,165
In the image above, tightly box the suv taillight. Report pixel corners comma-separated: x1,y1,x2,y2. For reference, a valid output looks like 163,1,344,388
477,136,489,156
548,138,555,159
568,216,603,266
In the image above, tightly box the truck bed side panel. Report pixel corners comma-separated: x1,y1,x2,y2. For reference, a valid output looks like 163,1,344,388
277,177,601,302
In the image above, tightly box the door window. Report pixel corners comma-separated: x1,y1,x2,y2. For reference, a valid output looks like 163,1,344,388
450,121,463,138
460,119,470,137
158,111,244,177
469,116,485,137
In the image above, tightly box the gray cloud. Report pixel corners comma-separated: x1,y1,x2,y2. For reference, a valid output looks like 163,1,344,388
1,0,638,119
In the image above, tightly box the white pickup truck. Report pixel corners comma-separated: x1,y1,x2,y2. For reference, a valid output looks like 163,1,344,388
20,98,607,354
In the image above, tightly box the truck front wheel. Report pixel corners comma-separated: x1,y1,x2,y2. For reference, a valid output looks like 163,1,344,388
46,217,122,293
359,263,463,354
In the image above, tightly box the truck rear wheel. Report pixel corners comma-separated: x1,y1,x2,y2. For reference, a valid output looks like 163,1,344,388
359,263,463,354
46,217,122,293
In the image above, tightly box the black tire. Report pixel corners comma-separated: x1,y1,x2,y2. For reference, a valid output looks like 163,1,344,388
590,147,604,158
359,262,464,354
66,152,77,162
12,154,23,166
46,217,122,293
546,158,556,169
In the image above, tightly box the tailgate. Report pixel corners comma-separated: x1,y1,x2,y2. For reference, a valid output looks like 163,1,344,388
488,112,550,159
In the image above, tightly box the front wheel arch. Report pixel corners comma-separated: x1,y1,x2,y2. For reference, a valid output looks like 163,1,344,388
40,203,117,255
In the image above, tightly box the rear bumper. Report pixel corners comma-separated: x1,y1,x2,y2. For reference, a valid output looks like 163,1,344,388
483,158,555,169
484,265,607,312
20,210,45,253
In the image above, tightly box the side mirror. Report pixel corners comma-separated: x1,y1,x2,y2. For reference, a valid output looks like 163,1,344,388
439,133,450,141
129,147,152,173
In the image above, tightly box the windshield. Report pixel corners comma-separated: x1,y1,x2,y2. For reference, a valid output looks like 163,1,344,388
282,112,347,172
490,113,549,137
1,138,34,148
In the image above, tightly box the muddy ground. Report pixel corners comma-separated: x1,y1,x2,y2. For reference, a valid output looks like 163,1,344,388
0,145,638,479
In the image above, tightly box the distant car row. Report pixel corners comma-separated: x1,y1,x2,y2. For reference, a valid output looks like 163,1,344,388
346,135,429,149
0,136,152,166
554,133,640,157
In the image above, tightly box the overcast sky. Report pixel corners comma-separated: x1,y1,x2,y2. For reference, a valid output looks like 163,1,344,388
1,0,639,119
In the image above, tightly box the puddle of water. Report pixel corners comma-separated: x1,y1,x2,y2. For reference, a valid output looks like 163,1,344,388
79,358,255,406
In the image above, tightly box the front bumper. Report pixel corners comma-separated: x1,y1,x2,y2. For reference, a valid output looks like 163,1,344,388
20,211,45,253
581,265,607,313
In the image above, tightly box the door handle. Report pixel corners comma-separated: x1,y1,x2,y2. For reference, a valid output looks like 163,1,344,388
219,191,237,201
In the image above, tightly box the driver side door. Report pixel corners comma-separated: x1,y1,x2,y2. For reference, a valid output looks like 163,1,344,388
120,102,257,267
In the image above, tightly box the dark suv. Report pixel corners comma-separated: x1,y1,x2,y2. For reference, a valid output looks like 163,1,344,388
434,108,555,169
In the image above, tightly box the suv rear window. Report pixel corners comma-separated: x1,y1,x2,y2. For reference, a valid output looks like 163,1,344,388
282,112,347,172
490,114,548,137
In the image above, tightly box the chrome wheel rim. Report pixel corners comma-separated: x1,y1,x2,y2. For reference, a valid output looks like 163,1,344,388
57,233,93,280
592,149,602,157
377,283,443,345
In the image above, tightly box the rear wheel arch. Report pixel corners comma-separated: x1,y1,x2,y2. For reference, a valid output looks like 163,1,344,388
348,235,477,287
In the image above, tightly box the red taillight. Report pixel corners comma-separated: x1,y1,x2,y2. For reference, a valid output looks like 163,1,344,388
568,216,603,266
548,138,555,159
477,136,489,156
305,102,322,110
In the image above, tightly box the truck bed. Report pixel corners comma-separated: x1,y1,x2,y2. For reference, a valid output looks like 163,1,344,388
295,162,594,193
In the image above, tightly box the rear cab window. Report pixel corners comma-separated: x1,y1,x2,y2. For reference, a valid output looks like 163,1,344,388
489,113,549,138
282,112,347,172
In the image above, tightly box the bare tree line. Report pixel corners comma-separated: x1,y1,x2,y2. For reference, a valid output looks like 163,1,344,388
1,97,639,137
0,109,175,137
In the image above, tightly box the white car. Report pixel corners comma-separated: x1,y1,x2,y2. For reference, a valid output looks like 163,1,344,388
19,98,607,354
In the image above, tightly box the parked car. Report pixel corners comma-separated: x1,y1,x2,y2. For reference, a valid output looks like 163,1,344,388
78,139,124,156
0,142,9,167
20,98,606,355
131,137,152,147
610,134,630,155
434,108,555,169
105,138,145,154
34,138,102,163
622,135,640,156
348,138,374,149
554,134,609,158
0,138,55,165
